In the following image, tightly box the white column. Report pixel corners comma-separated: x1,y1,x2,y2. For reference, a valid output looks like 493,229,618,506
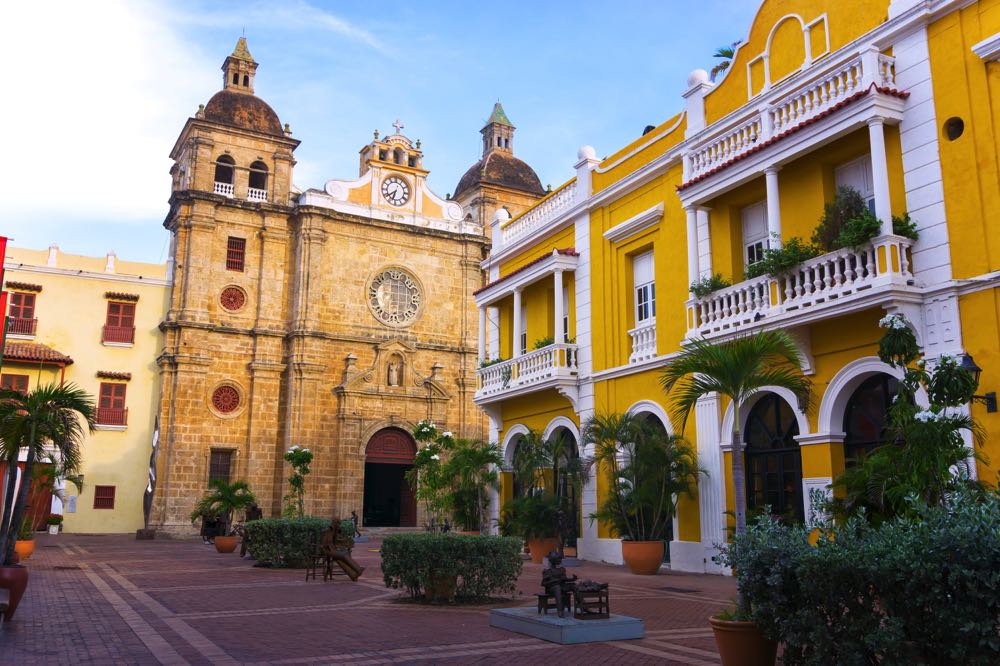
868,117,894,236
512,288,523,358
553,270,564,344
477,307,486,363
696,207,713,277
487,306,500,359
685,206,700,287
764,166,782,247
695,393,725,574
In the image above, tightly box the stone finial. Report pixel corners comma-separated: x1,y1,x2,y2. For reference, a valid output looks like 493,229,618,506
374,129,380,140
284,123,292,136
430,363,444,381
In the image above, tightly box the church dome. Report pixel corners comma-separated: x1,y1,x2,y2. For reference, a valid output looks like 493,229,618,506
203,89,283,136
454,151,545,199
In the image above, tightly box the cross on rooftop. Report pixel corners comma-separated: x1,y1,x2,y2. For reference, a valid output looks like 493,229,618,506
392,119,404,134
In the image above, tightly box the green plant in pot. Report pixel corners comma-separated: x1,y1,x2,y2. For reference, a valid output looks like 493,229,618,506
440,436,503,533
0,383,94,621
583,412,702,575
661,331,810,665
501,494,561,563
190,479,258,553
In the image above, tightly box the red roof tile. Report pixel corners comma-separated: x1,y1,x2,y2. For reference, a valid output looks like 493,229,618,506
3,342,74,366
474,248,578,296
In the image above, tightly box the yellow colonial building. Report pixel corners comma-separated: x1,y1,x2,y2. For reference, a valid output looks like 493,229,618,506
477,0,1000,572
2,245,169,533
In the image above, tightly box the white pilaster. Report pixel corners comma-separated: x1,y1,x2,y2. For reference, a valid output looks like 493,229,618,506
574,146,600,201
682,70,714,139
696,393,725,573
487,306,500,360
478,307,486,363
685,206,699,286
553,270,564,344
696,207,713,277
867,117,894,236
764,167,782,246
512,288,523,358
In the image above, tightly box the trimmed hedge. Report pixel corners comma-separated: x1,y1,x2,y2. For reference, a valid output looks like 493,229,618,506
243,516,329,567
381,533,522,600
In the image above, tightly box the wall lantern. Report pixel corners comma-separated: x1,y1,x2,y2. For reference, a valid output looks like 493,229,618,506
960,353,997,413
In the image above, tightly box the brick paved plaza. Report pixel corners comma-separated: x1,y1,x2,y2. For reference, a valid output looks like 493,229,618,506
2,533,737,664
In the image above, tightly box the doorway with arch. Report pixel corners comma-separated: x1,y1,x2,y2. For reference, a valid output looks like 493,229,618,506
362,427,417,527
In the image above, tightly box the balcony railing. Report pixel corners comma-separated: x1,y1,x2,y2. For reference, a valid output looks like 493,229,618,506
687,50,897,181
96,407,128,426
214,181,234,197
6,317,37,336
247,187,267,202
476,343,578,399
628,320,657,363
501,181,578,247
102,325,136,344
688,236,913,338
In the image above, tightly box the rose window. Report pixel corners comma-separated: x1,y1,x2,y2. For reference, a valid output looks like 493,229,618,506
220,286,246,311
211,386,240,414
367,267,422,327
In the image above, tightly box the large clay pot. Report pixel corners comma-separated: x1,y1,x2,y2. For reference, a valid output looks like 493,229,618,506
526,537,558,564
423,571,457,602
621,540,664,575
0,564,29,621
709,616,778,666
213,536,238,553
14,539,35,561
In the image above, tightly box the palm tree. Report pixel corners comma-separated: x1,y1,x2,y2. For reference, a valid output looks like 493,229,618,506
190,479,258,536
0,383,95,565
442,438,503,532
511,429,585,550
710,41,741,81
659,331,810,538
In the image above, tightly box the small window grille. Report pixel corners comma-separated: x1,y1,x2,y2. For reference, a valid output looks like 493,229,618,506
226,237,246,272
209,450,234,485
94,485,116,509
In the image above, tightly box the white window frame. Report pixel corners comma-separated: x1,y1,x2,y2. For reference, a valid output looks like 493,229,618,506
741,200,768,270
834,154,876,213
633,252,656,326
519,303,527,355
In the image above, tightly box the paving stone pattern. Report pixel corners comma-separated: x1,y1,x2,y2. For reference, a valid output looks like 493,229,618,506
1,534,737,664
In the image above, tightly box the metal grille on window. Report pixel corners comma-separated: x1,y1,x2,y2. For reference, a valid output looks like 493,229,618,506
212,385,241,414
209,450,233,485
226,237,246,272
94,485,116,509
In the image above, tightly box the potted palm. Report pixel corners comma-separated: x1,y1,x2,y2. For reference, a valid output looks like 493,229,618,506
583,413,701,574
190,479,258,553
661,330,810,665
46,514,63,535
0,383,94,621
502,494,561,563
441,437,502,533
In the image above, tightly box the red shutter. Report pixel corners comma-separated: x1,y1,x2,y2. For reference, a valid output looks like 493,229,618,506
9,292,34,319
93,485,116,509
1,374,28,393
226,237,246,272
97,383,128,425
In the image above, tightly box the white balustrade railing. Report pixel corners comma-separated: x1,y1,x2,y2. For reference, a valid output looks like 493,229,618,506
689,237,913,337
688,48,897,181
247,187,268,202
476,343,578,398
214,181,234,197
501,181,578,247
628,320,657,363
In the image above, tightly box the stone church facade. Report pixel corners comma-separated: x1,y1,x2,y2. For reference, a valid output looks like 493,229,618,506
151,39,544,532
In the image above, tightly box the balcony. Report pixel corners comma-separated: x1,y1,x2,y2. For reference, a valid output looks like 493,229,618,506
501,180,578,247
6,317,37,337
214,182,234,197
476,343,578,403
687,236,915,339
96,407,128,427
628,320,657,364
102,325,136,345
247,187,267,202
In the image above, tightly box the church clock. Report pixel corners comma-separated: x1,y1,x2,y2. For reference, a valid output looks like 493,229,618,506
381,176,410,206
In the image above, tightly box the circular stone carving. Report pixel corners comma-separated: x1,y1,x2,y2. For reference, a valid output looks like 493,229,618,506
220,286,247,311
211,385,241,414
366,266,423,327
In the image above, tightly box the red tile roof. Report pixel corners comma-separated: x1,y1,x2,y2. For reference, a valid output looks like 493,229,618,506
678,84,910,191
474,248,578,296
96,371,131,381
3,342,74,366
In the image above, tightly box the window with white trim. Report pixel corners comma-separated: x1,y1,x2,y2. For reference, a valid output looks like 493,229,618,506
834,155,876,213
562,285,570,342
741,201,768,270
519,303,527,355
633,252,655,325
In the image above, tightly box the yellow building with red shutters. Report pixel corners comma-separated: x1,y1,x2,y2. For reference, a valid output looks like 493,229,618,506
477,0,1000,571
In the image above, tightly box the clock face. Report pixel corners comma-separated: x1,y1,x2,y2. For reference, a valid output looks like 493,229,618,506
381,176,410,207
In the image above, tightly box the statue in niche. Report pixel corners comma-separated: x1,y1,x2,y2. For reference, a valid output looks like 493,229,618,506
387,358,402,387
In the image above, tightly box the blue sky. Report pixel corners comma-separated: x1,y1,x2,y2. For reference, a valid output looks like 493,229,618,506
0,1,758,263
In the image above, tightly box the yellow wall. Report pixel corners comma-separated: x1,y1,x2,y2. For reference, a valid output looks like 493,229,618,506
499,225,576,277
959,288,1000,485
593,113,686,193
4,246,169,533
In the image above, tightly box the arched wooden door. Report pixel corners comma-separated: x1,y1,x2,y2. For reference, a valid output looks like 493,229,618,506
363,428,417,527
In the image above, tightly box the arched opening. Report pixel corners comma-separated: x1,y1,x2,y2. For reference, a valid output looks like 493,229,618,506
363,428,417,527
744,393,803,523
232,72,239,85
549,427,581,548
248,160,268,191
393,147,405,165
843,374,899,464
242,74,249,87
214,155,235,185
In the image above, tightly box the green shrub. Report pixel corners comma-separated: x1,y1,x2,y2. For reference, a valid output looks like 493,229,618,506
381,533,523,600
892,212,919,240
532,336,554,350
834,208,881,250
745,237,822,279
689,273,731,298
244,516,329,567
812,186,867,250
721,494,1000,665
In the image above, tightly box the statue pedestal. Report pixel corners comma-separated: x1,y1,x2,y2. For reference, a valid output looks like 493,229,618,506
489,607,643,644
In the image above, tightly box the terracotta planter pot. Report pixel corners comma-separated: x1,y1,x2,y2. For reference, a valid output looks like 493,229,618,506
423,572,457,602
14,539,35,561
213,536,238,553
457,530,480,536
709,616,778,666
0,564,29,621
526,537,558,564
621,540,664,575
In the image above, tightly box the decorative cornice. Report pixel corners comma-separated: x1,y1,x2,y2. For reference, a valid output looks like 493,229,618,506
474,248,578,298
96,371,132,381
5,281,42,292
603,204,664,243
3,263,169,288
105,291,140,302
972,32,1000,62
